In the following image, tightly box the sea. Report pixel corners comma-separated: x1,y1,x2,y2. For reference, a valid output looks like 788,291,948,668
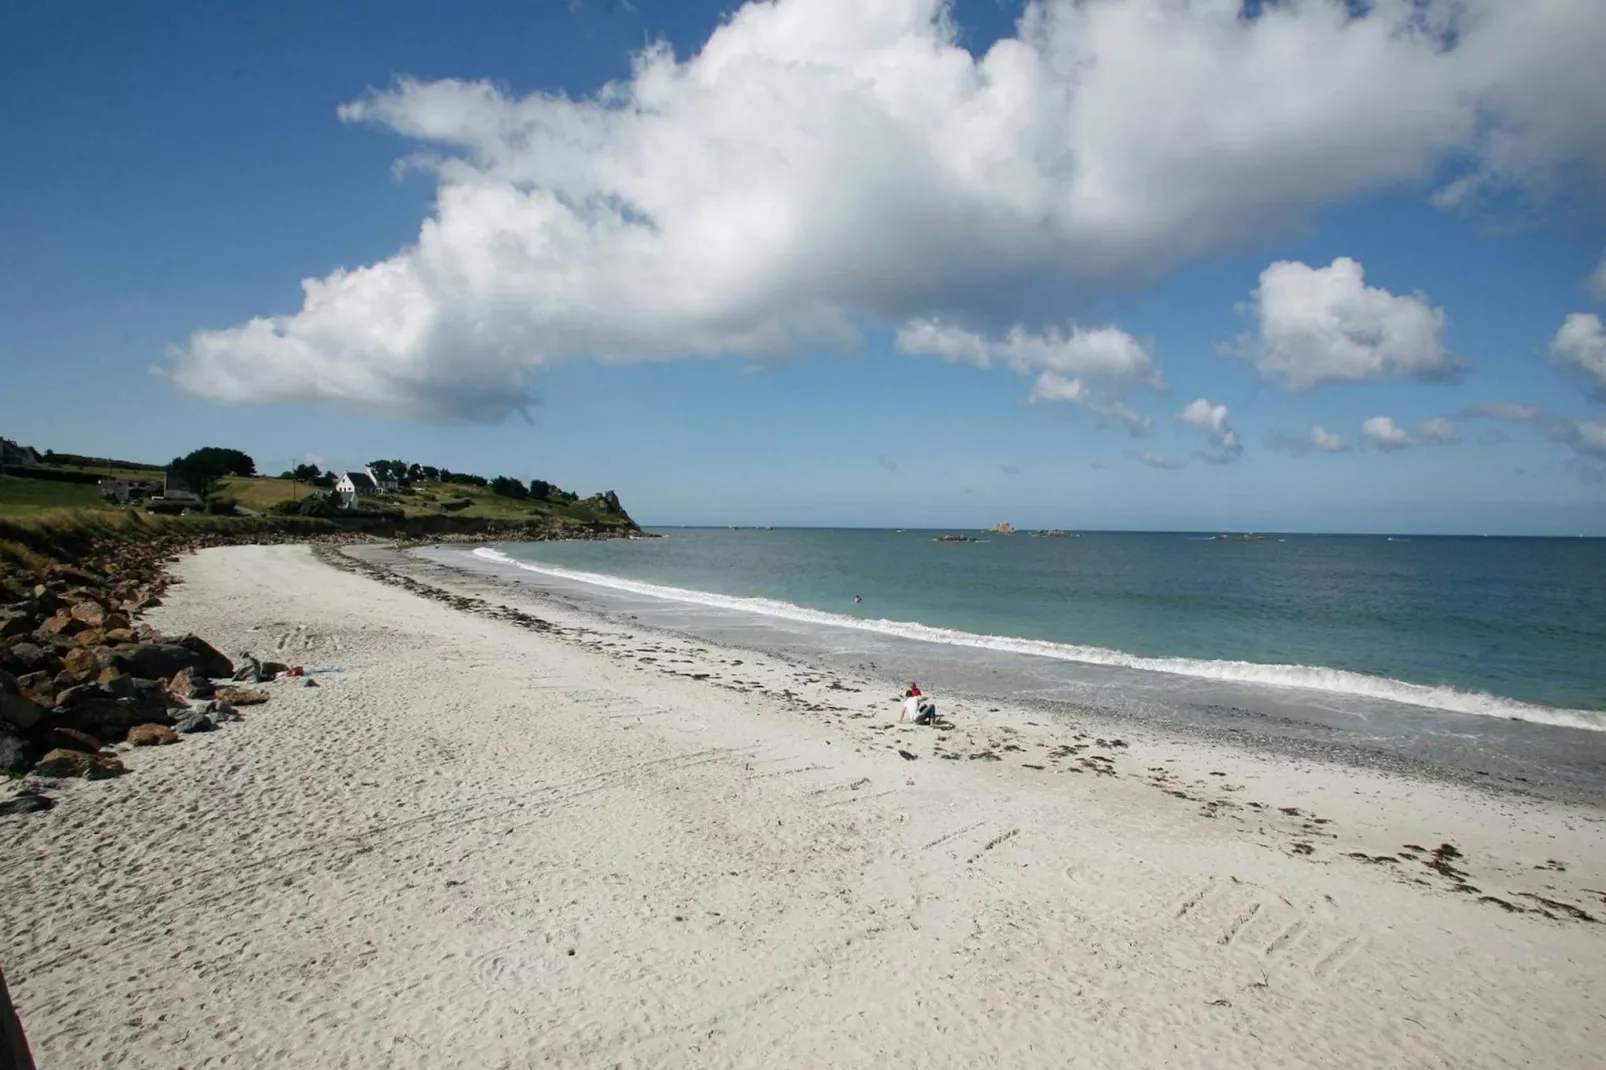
418,529,1606,796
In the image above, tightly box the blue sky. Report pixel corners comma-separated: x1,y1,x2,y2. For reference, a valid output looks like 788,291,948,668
3,0,1605,534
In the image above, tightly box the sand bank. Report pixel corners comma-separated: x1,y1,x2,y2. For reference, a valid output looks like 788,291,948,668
2,543,1603,1068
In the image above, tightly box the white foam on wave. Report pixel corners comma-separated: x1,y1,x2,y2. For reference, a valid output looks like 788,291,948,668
470,547,1606,733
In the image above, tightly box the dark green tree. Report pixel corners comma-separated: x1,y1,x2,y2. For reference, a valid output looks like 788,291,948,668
490,475,529,499
168,447,255,499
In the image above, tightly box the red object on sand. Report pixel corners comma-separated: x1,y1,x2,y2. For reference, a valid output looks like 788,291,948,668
285,666,305,677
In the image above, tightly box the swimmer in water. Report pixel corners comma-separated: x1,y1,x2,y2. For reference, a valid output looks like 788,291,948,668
854,594,862,603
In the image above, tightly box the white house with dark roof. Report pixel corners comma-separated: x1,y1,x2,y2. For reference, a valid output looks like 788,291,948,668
334,468,381,506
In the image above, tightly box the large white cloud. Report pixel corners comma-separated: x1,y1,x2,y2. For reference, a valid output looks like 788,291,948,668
1551,312,1606,400
1225,257,1459,390
171,0,1606,421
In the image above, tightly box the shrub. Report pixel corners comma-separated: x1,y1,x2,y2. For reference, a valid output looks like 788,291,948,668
204,496,238,516
439,498,471,512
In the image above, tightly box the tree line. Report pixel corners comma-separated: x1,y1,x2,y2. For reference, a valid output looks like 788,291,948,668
278,458,580,504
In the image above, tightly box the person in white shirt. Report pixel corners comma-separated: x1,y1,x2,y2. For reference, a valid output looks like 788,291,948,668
899,683,936,725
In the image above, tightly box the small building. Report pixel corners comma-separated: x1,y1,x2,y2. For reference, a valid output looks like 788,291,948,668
99,478,152,504
156,471,203,506
334,469,381,506
0,438,41,469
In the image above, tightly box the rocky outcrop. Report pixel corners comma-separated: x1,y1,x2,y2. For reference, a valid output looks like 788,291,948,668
0,541,276,786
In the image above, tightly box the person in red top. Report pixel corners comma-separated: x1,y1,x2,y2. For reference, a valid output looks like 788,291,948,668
900,683,935,724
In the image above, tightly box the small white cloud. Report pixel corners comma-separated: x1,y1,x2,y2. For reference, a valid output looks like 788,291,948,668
893,320,993,368
1551,312,1606,399
1027,371,1152,433
1416,417,1459,444
1269,424,1351,455
1225,257,1460,391
1178,397,1241,460
303,453,327,467
1309,426,1350,453
1129,450,1184,471
1361,415,1414,451
900,320,1160,432
898,320,1161,384
1588,254,1606,302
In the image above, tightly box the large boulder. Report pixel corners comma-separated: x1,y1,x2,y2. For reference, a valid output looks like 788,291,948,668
174,712,215,734
29,586,64,616
0,609,33,640
1,641,57,677
61,646,102,681
127,723,179,747
176,635,233,679
39,612,86,638
166,668,214,701
69,601,107,629
31,748,125,780
112,643,201,681
214,686,268,707
48,695,171,744
0,689,45,732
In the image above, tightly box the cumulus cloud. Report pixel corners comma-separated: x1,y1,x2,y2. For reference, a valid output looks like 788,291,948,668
1587,254,1606,302
1361,416,1414,451
1308,426,1350,454
1129,450,1184,471
895,318,1161,431
1224,257,1460,390
1177,397,1241,461
170,0,1606,421
1551,313,1606,400
1548,418,1606,461
1359,415,1462,451
897,320,1160,383
1024,370,1152,433
1416,417,1459,444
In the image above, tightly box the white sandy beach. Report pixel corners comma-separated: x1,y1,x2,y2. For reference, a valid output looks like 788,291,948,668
3,543,1605,1069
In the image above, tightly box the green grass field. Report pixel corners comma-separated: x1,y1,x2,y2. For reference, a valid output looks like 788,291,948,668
0,475,114,517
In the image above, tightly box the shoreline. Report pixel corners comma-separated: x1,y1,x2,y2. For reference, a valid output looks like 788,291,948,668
3,543,1603,1067
379,542,1606,807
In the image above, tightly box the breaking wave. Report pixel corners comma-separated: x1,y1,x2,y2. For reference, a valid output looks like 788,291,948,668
470,547,1605,732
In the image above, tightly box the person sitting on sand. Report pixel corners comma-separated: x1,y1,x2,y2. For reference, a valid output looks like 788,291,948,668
900,683,936,725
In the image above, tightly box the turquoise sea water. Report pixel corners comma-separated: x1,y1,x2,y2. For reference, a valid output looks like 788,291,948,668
470,529,1606,729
